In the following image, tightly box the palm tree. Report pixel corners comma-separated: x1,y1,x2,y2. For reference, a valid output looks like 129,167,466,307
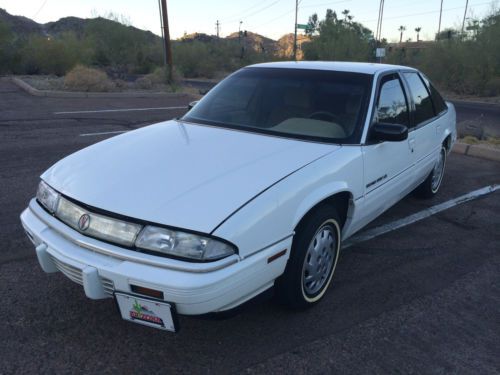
341,9,350,21
415,27,422,42
398,25,406,43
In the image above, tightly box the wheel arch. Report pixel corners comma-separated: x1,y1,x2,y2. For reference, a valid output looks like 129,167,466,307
293,187,354,235
443,133,452,151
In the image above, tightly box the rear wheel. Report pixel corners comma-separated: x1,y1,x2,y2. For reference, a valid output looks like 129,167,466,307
415,146,447,198
277,205,341,309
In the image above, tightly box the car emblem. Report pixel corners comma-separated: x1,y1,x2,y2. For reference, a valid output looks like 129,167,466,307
78,214,91,231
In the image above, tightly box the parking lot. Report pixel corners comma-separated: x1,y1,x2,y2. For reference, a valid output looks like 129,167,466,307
1,78,499,373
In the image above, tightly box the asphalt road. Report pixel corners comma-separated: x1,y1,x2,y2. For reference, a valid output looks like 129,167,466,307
1,79,500,374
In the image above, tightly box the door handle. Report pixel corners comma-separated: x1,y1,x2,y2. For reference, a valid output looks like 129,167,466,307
408,138,415,153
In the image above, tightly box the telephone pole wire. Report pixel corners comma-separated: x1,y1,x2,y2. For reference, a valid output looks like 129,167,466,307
293,0,298,60
160,0,173,83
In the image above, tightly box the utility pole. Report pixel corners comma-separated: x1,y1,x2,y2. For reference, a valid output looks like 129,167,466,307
216,20,220,38
375,0,385,41
239,21,243,44
378,0,385,41
376,0,382,43
158,0,166,65
438,0,444,38
461,0,469,36
160,0,173,83
292,0,298,60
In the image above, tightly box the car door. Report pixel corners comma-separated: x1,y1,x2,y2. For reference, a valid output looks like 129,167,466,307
358,72,416,229
401,71,441,185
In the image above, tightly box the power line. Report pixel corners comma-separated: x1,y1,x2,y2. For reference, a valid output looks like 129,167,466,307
359,1,492,24
219,2,269,22
248,0,350,30
223,0,282,24
248,9,295,30
300,0,352,9
33,0,48,18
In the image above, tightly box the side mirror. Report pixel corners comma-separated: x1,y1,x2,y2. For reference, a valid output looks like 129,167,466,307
370,123,408,142
187,101,199,110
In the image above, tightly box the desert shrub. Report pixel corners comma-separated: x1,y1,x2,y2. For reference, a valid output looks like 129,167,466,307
484,77,500,96
386,9,500,96
134,76,153,89
173,41,217,78
19,32,86,76
64,65,115,91
84,17,163,75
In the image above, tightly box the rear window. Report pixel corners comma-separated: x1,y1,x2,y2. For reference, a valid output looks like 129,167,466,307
420,74,448,114
183,68,373,144
403,72,436,126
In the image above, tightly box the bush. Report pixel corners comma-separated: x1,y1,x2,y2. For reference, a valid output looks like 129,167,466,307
173,41,218,78
64,65,115,91
134,76,153,89
484,77,500,96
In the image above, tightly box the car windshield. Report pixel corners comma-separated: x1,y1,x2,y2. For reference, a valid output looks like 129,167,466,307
182,67,373,143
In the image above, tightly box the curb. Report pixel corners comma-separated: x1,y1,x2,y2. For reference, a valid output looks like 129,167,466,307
9,77,189,99
448,98,500,107
452,141,500,162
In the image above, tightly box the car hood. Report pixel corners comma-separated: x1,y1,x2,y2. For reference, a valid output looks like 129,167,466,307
42,120,338,233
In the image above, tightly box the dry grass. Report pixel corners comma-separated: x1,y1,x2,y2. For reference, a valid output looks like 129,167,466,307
460,135,500,148
64,65,115,92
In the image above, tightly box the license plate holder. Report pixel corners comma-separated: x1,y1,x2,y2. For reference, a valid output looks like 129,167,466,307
115,292,178,332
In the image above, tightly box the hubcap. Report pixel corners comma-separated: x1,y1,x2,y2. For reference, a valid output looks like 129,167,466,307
302,224,337,296
431,149,445,192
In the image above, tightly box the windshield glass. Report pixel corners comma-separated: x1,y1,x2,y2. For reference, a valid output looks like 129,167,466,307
182,67,373,143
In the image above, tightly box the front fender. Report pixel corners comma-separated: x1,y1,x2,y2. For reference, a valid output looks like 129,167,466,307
213,147,363,258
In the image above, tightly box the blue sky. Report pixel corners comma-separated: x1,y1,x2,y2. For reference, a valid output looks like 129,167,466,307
2,0,498,41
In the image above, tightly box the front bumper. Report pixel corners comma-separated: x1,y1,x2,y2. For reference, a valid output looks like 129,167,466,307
20,199,291,315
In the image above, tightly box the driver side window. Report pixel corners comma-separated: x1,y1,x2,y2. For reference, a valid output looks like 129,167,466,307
374,75,409,127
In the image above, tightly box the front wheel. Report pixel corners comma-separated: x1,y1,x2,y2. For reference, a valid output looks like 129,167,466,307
276,205,341,309
414,146,447,198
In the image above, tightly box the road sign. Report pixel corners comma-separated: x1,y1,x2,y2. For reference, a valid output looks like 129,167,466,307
376,48,386,58
296,24,309,30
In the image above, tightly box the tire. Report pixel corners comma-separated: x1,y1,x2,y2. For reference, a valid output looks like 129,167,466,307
414,146,447,199
276,204,341,309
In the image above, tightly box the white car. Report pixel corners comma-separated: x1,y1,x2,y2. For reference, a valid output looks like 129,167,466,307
21,62,456,332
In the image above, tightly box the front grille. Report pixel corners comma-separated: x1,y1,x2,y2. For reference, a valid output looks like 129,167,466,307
50,255,115,296
51,256,83,284
101,277,115,296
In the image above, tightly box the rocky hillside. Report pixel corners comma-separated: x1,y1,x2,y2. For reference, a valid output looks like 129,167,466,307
0,8,41,35
0,8,160,41
0,8,302,57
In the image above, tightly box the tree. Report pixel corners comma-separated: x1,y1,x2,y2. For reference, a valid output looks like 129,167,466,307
436,27,458,40
306,13,319,36
415,27,422,42
398,25,406,43
303,9,374,62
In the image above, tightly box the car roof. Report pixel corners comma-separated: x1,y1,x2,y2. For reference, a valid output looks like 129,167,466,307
247,61,417,75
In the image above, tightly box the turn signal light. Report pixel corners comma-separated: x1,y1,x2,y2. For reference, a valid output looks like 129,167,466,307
130,284,164,299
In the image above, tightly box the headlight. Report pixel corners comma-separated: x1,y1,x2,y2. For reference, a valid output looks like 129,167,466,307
36,180,60,213
135,226,236,261
56,196,142,247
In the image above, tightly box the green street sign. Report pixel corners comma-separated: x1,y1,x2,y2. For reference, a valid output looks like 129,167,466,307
297,24,309,30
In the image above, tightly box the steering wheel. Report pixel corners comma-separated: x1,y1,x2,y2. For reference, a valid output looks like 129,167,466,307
308,111,341,123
